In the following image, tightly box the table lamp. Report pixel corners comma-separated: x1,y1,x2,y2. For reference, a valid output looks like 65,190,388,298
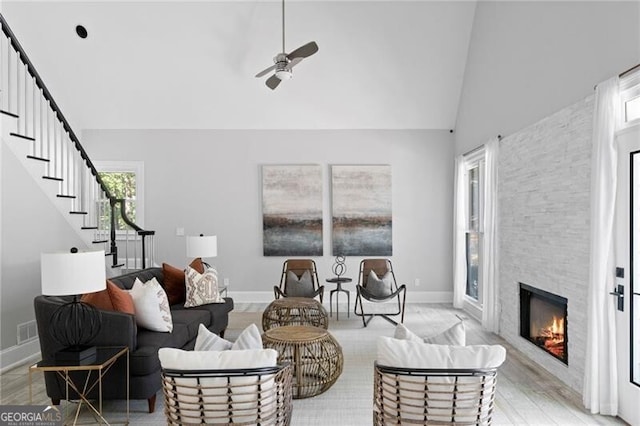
186,234,217,268
41,248,106,363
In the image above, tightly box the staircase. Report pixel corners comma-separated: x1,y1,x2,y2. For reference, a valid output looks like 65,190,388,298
0,13,155,273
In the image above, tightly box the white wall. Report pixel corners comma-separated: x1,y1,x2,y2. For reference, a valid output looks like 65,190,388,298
1,141,87,351
455,0,640,155
81,129,454,299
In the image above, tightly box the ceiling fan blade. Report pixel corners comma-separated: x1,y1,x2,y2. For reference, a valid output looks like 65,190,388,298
287,41,318,60
285,57,304,70
266,75,282,90
256,65,276,78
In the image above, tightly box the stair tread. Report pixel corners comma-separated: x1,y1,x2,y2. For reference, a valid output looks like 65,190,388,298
69,211,88,215
43,176,63,181
92,239,109,244
9,132,36,141
26,155,50,162
111,264,125,268
0,110,19,118
81,226,98,230
57,194,76,199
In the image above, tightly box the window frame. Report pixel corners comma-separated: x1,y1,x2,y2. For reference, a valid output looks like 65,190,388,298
94,161,145,232
463,149,485,306
620,69,640,129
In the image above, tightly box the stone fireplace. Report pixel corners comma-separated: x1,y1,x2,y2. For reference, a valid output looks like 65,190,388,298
519,283,568,365
498,95,594,393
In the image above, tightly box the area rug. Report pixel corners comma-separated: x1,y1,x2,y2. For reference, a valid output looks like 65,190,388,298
74,303,465,425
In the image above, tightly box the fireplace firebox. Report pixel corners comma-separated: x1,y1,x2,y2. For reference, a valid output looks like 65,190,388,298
519,283,568,364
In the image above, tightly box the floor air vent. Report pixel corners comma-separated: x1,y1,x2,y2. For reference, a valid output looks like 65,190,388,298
17,320,38,345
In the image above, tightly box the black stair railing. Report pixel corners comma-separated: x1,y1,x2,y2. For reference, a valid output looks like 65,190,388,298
0,13,155,269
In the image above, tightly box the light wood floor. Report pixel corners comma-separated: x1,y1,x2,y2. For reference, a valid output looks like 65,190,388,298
0,303,628,425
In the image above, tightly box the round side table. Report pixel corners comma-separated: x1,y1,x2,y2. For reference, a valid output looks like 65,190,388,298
262,325,343,399
326,277,352,320
262,297,329,331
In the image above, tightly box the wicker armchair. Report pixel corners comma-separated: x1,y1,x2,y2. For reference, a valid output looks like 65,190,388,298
373,363,499,425
161,364,293,425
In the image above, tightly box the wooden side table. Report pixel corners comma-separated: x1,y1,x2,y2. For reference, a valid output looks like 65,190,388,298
29,346,129,425
326,277,352,320
262,297,329,331
262,325,343,399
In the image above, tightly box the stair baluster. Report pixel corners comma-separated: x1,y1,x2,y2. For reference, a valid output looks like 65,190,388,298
0,13,155,273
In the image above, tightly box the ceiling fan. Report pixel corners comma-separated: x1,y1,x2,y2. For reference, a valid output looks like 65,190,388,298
255,0,318,90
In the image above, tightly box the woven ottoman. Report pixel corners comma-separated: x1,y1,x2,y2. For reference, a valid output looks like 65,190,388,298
262,297,329,331
262,325,343,399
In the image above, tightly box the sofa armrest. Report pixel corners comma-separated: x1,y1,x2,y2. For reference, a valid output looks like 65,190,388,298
92,310,137,351
35,296,138,361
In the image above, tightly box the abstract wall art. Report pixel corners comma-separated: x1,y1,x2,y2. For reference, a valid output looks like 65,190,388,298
262,165,323,256
331,165,392,256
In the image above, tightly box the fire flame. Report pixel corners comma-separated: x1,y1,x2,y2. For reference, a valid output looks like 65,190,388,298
541,316,565,358
549,316,564,335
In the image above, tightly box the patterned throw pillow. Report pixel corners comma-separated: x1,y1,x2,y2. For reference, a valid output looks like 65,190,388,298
162,258,205,305
184,266,225,307
394,321,466,346
285,270,314,297
366,270,393,298
194,323,263,351
128,277,173,332
81,280,135,315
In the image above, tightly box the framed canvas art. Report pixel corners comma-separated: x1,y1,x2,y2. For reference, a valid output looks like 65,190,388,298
262,165,323,256
331,165,392,256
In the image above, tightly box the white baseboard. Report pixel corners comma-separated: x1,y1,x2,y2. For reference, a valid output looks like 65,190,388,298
0,339,41,373
227,290,453,304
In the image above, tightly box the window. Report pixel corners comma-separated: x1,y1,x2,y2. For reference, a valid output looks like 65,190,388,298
94,161,144,231
626,96,640,123
621,69,640,128
464,152,485,303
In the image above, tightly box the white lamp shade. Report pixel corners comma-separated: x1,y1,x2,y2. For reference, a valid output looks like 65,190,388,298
41,250,106,296
186,235,217,258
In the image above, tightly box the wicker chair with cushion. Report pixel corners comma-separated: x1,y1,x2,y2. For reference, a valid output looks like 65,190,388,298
375,336,506,425
273,259,324,303
159,348,293,425
374,364,499,425
354,259,406,327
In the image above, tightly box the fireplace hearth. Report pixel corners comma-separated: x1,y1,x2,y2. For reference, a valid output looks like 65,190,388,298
519,283,568,364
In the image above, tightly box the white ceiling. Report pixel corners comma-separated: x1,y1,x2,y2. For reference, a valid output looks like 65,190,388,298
2,1,477,130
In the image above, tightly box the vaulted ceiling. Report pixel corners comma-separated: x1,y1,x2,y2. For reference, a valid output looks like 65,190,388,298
2,1,477,130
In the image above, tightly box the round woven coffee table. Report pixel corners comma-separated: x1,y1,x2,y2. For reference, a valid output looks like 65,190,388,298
262,297,329,331
262,325,343,399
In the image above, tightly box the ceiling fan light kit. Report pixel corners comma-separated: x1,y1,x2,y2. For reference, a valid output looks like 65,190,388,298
255,0,318,90
275,69,292,80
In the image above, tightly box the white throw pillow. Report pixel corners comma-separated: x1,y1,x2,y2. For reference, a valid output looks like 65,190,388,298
184,265,224,307
377,336,506,370
394,321,466,346
194,323,263,351
231,323,263,350
194,324,233,351
128,277,173,332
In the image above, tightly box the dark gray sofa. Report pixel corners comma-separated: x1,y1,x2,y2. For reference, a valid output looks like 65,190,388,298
33,267,234,413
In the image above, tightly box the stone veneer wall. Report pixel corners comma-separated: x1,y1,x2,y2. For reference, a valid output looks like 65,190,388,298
498,94,594,393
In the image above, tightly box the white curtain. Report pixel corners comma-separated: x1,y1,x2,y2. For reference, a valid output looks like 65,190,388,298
452,155,467,309
583,76,620,415
481,137,500,332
